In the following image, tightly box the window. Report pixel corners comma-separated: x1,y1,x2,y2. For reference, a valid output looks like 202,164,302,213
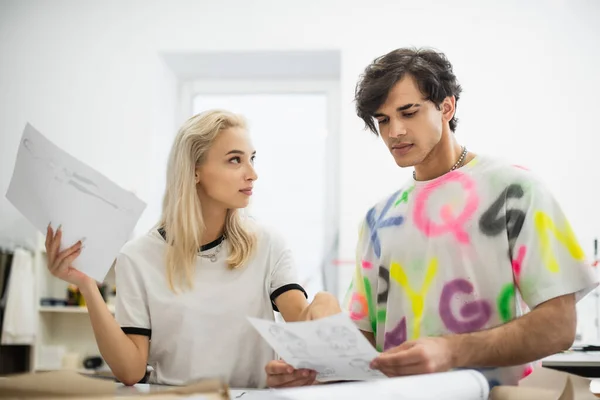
185,81,340,298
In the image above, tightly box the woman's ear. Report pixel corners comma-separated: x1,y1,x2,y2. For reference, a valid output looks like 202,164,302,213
194,167,201,184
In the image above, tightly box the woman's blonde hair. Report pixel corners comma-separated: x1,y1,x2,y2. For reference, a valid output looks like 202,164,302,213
157,109,257,292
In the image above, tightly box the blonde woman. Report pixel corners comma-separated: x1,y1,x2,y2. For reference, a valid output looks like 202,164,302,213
44,110,339,388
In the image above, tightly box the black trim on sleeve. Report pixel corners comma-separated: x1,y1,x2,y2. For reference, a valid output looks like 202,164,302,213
270,283,308,312
122,327,152,338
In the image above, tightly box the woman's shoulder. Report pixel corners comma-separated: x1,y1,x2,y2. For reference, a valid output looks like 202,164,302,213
245,219,288,256
119,228,165,262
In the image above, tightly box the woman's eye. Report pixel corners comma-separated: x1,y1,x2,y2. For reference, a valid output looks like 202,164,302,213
403,112,416,118
229,157,241,164
377,119,388,124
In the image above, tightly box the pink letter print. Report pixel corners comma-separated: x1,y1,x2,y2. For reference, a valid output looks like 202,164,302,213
413,170,479,244
439,278,492,333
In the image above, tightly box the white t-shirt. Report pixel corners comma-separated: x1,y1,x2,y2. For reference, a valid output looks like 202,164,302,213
114,222,306,388
345,155,598,388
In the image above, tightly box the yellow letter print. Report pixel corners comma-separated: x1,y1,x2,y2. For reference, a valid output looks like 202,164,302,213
534,211,585,273
390,258,438,340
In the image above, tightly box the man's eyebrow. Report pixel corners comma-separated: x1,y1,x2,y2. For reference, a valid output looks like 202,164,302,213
373,103,421,117
396,103,421,111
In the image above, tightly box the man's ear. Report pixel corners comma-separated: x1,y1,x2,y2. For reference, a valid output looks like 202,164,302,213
442,96,456,123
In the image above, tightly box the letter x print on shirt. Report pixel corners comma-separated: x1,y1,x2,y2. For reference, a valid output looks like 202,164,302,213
367,190,404,258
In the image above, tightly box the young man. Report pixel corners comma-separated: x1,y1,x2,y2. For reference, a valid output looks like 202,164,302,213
265,47,598,388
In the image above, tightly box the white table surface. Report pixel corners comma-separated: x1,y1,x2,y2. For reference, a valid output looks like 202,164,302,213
115,384,269,399
542,351,600,367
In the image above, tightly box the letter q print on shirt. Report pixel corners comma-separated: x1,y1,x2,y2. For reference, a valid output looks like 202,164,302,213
413,171,479,245
366,190,405,258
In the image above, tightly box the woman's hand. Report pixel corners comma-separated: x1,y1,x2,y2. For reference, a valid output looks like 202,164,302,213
265,360,317,388
45,224,95,288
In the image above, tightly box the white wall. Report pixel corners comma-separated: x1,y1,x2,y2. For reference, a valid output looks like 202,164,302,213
1,0,599,286
0,0,177,245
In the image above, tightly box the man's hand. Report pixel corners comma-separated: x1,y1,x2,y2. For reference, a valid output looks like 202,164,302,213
265,360,317,388
369,337,453,377
299,292,342,321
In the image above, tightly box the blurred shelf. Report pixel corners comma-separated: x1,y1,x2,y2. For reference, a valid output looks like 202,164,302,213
34,367,115,378
35,367,89,373
39,305,115,314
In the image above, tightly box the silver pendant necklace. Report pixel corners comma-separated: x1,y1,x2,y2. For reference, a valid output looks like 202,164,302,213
199,239,224,262
413,146,468,180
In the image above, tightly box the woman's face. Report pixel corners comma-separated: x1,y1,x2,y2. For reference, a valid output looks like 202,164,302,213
195,127,258,210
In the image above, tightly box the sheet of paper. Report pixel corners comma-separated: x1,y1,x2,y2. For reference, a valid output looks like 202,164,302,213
231,370,490,400
5,123,146,282
281,370,490,400
248,313,387,382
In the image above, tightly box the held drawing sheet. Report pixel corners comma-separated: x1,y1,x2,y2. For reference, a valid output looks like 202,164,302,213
248,313,387,382
5,123,146,282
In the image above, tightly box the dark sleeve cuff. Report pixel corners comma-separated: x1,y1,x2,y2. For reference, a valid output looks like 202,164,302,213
122,327,152,338
270,283,308,312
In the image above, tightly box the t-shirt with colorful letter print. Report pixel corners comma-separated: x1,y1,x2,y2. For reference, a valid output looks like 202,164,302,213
345,155,598,388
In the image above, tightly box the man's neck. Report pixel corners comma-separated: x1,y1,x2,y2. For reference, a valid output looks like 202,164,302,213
413,131,464,181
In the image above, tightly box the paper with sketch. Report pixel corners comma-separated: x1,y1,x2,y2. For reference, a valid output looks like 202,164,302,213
248,313,387,382
5,123,146,282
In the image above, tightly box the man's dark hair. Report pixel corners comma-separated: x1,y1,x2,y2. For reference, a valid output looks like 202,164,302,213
355,47,462,135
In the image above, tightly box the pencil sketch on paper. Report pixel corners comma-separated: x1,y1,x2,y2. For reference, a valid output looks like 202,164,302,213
22,136,132,214
296,361,336,379
348,358,384,377
247,314,390,383
268,325,311,358
316,325,360,356
6,123,147,283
